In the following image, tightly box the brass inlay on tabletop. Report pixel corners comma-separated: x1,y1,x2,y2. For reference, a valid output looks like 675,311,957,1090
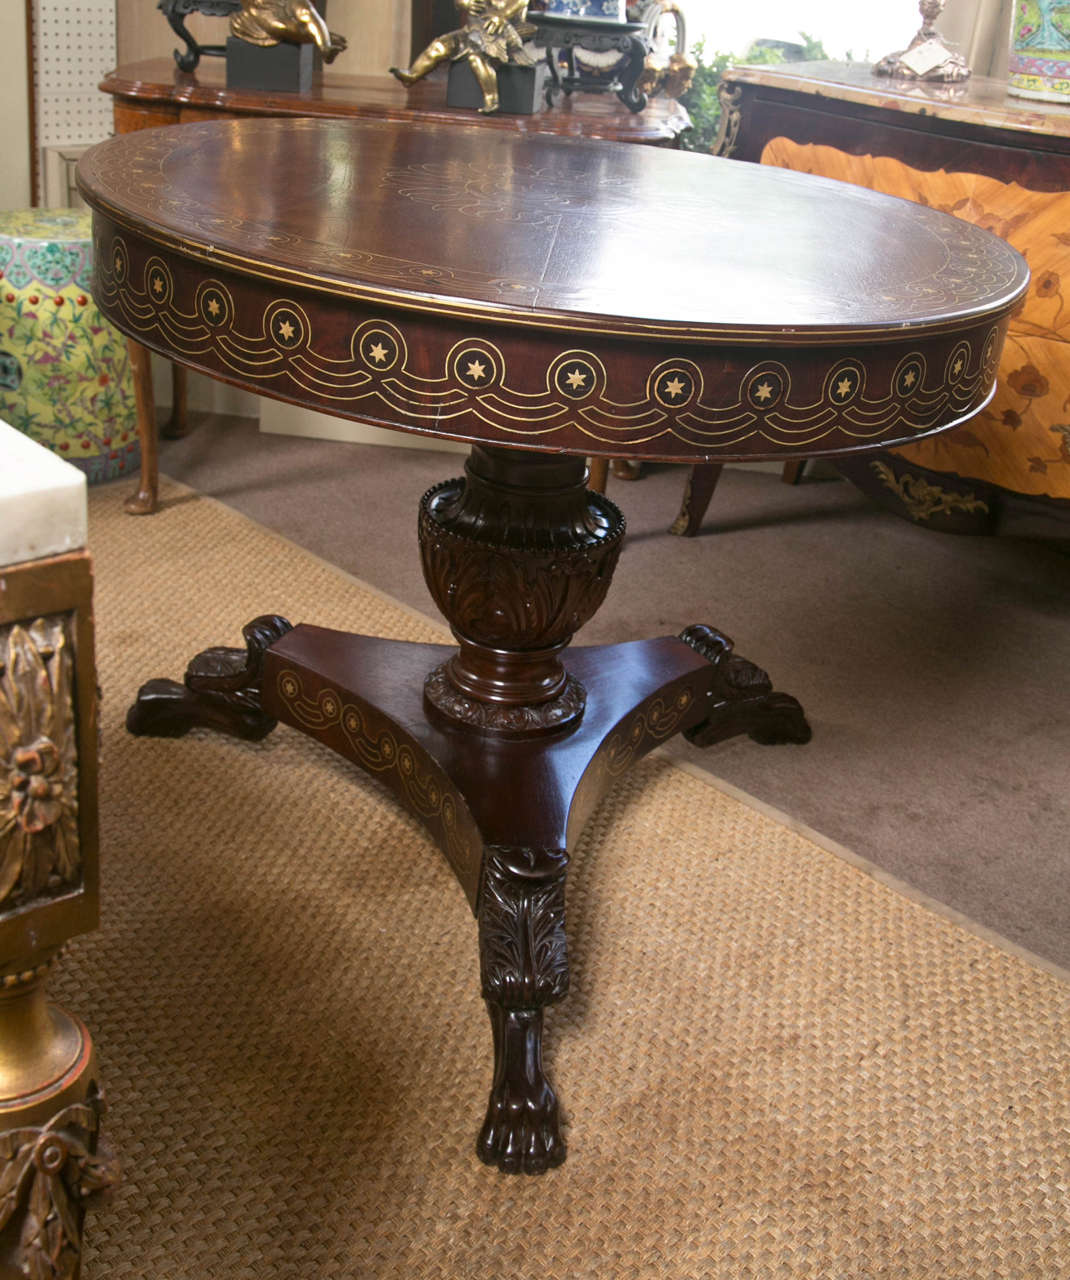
81,123,1027,339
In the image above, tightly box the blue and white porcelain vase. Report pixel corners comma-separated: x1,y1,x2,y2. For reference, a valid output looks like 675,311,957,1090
544,1,624,19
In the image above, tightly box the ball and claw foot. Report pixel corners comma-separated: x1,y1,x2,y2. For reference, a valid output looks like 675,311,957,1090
680,623,812,747
477,1007,566,1174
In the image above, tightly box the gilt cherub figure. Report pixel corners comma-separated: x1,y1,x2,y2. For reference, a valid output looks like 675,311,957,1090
390,0,535,114
232,0,347,63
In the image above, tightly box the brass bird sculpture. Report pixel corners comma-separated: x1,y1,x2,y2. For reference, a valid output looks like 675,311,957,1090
231,0,347,62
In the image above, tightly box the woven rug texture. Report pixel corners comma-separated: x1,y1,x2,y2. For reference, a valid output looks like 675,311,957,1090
49,478,1070,1278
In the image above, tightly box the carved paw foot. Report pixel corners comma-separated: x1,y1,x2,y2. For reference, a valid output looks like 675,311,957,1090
126,615,292,740
680,623,812,747
478,1008,565,1174
477,846,570,1172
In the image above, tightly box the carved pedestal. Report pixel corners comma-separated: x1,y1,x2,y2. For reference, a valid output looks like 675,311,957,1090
127,444,810,1171
0,553,117,1276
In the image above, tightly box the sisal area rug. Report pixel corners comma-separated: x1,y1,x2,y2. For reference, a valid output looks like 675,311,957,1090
56,478,1069,1278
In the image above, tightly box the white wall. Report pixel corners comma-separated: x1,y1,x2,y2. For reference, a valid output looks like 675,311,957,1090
0,7,32,210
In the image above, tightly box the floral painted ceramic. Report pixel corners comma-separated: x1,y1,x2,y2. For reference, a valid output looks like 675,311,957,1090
1008,1,1070,101
0,210,138,484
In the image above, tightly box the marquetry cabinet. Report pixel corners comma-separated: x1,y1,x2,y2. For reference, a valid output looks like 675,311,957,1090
717,60,1070,537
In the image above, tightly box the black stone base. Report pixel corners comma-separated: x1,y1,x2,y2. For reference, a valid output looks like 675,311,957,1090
447,60,548,114
226,37,315,94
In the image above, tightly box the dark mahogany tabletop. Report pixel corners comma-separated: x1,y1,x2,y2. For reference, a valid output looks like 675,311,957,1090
77,116,1028,462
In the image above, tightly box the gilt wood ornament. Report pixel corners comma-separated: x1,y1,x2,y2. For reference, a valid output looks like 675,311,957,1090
0,616,80,910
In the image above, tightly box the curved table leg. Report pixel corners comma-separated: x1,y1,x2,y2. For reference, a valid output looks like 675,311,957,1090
162,362,189,439
124,338,159,516
670,462,723,537
587,456,608,494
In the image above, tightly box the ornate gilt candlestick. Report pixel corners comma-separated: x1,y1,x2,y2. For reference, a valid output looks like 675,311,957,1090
874,0,970,82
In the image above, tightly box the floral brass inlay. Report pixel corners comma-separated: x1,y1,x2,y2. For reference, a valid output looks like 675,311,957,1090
871,461,989,522
0,616,80,911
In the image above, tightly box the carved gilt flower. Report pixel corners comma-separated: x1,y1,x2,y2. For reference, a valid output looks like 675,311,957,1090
0,618,80,907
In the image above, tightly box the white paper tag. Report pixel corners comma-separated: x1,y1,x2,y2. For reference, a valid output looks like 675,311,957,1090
898,39,951,77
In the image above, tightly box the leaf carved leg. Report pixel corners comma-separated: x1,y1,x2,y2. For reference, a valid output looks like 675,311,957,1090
477,845,569,1174
680,623,812,747
126,614,293,740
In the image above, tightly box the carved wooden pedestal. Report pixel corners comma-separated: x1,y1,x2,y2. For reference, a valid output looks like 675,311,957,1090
127,445,810,1172
0,552,117,1275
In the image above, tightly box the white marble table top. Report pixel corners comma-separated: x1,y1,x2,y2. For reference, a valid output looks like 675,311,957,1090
0,419,87,569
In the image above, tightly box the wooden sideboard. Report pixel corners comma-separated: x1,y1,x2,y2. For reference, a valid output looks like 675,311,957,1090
716,60,1070,538
101,57,690,143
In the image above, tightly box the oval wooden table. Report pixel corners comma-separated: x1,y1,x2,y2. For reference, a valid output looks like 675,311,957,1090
77,118,1027,1174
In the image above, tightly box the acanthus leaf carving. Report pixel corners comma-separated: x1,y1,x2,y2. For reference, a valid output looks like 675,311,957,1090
479,846,569,1008
0,1093,117,1280
0,616,80,911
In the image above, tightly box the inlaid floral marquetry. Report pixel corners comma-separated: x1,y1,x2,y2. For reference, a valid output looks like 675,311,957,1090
758,136,1070,498
0,615,80,911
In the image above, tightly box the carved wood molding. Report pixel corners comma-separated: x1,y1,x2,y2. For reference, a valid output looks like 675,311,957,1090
0,1092,117,1280
0,615,80,913
479,845,570,1009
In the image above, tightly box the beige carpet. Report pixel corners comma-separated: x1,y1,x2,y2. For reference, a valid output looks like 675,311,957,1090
55,478,1070,1278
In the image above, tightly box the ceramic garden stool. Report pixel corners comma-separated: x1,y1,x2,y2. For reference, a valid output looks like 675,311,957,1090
0,209,138,484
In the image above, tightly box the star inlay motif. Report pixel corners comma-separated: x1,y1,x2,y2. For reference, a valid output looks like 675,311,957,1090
206,297,221,317
151,275,164,295
835,376,854,399
465,360,487,381
754,381,774,403
114,254,122,272
565,368,588,391
903,368,917,388
277,319,296,342
663,376,687,399
368,341,389,363
953,357,964,375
